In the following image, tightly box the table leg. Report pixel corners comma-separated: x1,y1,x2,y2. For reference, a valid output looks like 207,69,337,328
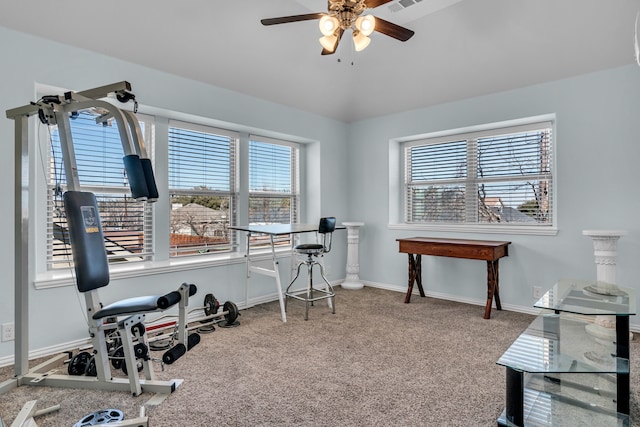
270,235,287,323
616,315,630,415
404,254,425,303
505,368,524,426
484,260,502,319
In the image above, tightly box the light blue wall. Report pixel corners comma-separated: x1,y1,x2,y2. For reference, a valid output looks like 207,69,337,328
0,26,349,359
2,23,640,361
348,64,640,326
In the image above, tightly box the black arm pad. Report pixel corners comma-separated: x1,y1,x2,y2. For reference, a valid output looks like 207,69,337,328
123,154,149,201
140,158,159,202
188,283,197,297
157,291,181,310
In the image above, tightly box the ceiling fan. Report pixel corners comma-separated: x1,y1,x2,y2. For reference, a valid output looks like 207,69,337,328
261,0,415,55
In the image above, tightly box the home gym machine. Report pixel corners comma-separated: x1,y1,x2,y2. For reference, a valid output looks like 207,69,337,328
1,82,203,408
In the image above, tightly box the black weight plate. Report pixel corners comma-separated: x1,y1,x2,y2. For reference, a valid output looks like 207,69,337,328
223,301,239,324
204,293,220,317
121,358,144,375
85,356,97,377
111,348,124,370
134,342,149,359
68,351,90,376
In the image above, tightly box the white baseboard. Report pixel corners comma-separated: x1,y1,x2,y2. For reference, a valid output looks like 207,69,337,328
360,280,640,332
360,280,540,316
0,337,91,368
0,309,221,368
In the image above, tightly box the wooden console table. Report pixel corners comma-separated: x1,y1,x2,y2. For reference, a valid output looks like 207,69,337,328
397,237,511,319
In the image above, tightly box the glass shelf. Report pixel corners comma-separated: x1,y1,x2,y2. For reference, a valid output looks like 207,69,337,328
496,314,628,375
533,279,636,316
497,279,634,426
497,385,630,427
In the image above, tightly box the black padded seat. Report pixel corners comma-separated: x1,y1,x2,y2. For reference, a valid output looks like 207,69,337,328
93,285,195,319
294,243,324,254
93,296,166,320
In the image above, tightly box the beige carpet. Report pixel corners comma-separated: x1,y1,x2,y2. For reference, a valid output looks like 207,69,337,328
0,287,637,426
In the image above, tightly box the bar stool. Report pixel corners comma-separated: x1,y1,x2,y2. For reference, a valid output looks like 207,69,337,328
285,217,336,320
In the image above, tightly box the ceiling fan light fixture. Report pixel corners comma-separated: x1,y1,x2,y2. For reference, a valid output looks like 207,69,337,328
319,34,338,52
352,31,371,51
354,15,375,36
319,15,340,36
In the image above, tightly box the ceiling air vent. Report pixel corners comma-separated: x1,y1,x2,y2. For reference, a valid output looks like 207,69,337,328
388,0,423,13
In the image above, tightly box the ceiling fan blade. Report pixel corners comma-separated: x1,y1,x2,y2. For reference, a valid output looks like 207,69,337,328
321,28,344,55
364,0,394,8
373,17,415,41
261,13,325,26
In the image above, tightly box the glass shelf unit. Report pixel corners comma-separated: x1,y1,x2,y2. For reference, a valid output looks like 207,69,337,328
496,279,635,427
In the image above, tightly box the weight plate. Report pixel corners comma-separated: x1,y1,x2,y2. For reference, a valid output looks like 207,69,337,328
204,293,220,317
223,301,239,324
85,356,97,377
68,351,91,376
134,342,149,359
73,409,124,427
149,338,172,351
121,358,144,375
111,348,124,370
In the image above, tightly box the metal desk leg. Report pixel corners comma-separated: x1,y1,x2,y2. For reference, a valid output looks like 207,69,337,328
244,233,251,310
270,235,287,322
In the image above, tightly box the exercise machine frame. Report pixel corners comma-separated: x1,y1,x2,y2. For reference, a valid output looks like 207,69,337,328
1,82,192,400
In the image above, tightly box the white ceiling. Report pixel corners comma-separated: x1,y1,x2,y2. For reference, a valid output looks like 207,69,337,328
1,0,639,122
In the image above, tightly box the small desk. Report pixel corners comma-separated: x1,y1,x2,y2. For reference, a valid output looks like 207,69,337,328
397,237,511,319
230,224,337,323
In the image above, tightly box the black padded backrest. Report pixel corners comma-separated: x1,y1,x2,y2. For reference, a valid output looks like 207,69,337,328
318,217,336,234
63,191,110,292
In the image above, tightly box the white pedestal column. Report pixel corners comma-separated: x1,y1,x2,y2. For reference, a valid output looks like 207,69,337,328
582,229,630,345
341,222,364,290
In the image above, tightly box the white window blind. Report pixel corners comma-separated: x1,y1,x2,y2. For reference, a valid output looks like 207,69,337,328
47,111,154,269
248,136,299,225
248,136,300,248
168,120,238,257
405,121,553,226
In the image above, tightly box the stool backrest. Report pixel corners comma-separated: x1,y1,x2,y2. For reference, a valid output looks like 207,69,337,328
318,217,336,234
318,217,336,253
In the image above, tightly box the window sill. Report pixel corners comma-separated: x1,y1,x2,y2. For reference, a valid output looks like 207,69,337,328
388,223,558,236
34,248,293,290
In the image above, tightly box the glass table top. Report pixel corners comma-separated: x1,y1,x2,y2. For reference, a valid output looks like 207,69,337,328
496,314,628,374
533,279,636,316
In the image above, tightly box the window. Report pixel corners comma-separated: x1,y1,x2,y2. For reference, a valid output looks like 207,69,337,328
47,111,154,269
248,136,299,225
248,136,300,247
168,121,238,257
41,92,305,277
404,120,553,227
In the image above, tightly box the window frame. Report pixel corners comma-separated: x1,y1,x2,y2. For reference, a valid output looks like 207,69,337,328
247,135,301,249
389,115,558,236
167,120,239,258
44,109,156,271
32,92,309,288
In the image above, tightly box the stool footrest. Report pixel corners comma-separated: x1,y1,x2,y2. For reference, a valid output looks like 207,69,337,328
286,290,335,303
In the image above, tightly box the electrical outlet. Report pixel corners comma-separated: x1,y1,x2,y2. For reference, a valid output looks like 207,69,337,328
532,286,543,299
1,322,15,342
